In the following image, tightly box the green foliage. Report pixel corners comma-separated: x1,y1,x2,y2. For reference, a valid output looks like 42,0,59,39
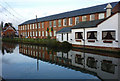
2,38,72,49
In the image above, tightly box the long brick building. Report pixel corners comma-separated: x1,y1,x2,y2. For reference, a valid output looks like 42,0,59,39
18,1,120,39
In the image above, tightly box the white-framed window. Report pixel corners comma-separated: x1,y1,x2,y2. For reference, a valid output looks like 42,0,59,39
46,31,48,36
27,25,29,30
54,30,56,36
22,32,24,36
35,24,37,29
99,13,105,19
63,19,67,26
75,32,83,39
39,31,41,36
42,22,44,28
50,32,52,37
33,31,35,36
49,21,52,27
87,31,97,39
28,32,29,36
82,16,87,21
23,25,24,30
75,17,79,25
36,31,37,36
30,24,32,29
69,18,73,26
58,19,61,27
20,26,22,30
53,20,56,27
42,31,44,36
102,31,115,40
39,23,40,28
90,14,95,21
30,32,32,36
25,25,26,30
33,24,34,29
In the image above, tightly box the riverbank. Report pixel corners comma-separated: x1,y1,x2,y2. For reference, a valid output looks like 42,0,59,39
2,38,120,53
2,38,72,50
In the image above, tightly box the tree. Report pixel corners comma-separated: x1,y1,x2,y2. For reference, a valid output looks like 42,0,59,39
4,23,9,27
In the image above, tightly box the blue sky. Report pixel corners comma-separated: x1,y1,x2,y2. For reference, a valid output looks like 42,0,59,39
0,0,119,29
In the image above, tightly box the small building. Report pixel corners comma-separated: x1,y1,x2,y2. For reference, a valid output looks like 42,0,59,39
2,26,17,38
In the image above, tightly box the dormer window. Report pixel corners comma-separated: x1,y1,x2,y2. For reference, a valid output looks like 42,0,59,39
69,18,73,26
82,16,87,22
90,14,95,21
75,17,79,25
99,13,105,19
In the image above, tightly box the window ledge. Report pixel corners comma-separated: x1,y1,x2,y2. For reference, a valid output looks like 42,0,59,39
75,39,82,42
87,39,96,42
103,40,113,43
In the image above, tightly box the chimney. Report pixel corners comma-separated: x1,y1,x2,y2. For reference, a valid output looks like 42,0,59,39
106,3,112,17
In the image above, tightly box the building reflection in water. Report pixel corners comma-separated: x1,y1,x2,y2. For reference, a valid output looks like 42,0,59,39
18,44,120,81
1,42,17,55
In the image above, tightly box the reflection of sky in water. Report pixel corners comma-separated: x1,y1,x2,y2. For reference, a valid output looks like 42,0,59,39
2,46,100,80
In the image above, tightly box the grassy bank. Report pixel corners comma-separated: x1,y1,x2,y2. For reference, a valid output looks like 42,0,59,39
2,38,72,49
2,38,120,53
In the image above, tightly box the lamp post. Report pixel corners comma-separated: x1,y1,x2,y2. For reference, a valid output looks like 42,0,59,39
36,15,39,39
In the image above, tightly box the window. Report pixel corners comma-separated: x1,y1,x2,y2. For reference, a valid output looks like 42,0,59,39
49,21,52,27
53,20,56,27
35,24,37,29
101,60,115,74
69,18,73,26
87,57,97,69
30,32,32,36
28,32,29,36
33,24,34,29
39,23,40,28
23,26,24,30
30,24,32,29
99,13,105,19
82,16,87,21
20,26,22,30
39,31,41,36
102,31,115,40
42,22,44,28
33,31,35,36
50,32,52,37
36,31,37,36
75,32,83,39
25,25,26,30
28,25,29,30
75,17,79,25
90,14,95,21
87,31,97,39
42,31,44,36
46,31,48,36
63,19,67,26
58,19,61,27
54,30,56,36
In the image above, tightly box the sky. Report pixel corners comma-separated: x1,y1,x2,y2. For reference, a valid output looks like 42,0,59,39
0,0,120,29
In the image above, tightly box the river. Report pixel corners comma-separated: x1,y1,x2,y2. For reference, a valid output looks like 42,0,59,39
1,42,120,81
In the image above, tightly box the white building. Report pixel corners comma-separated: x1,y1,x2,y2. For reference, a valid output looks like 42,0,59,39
56,4,120,49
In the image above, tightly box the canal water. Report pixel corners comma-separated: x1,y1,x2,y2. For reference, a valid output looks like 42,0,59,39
1,42,120,80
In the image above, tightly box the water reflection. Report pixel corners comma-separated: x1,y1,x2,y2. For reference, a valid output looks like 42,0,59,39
2,42,17,55
2,43,120,80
